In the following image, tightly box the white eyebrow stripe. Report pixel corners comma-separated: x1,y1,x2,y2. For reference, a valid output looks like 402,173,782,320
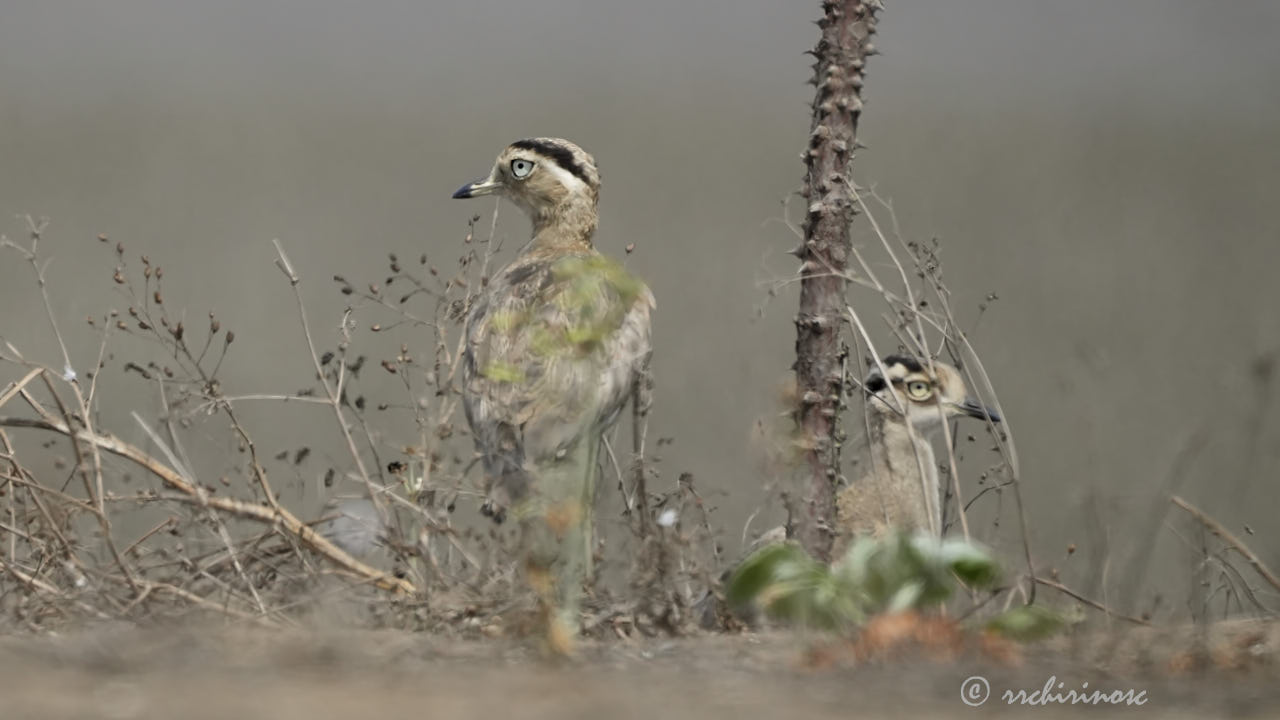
541,160,590,195
885,364,910,381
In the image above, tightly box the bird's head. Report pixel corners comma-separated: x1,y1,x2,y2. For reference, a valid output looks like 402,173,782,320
453,138,600,238
863,355,1001,434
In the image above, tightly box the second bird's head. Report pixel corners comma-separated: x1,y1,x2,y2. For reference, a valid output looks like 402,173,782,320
453,138,600,220
863,355,1001,433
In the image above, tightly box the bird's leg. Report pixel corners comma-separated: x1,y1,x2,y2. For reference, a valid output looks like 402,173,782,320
521,432,601,656
521,510,578,656
581,438,599,584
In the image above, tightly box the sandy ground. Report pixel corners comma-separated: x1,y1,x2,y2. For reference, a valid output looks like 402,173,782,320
1,623,1277,720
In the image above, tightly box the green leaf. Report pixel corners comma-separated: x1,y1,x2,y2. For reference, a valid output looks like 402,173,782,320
725,542,815,609
985,605,1066,642
885,580,926,614
726,542,862,630
832,534,877,588
932,538,1001,588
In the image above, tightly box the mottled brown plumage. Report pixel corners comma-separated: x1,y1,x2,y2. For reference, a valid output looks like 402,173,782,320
452,138,653,651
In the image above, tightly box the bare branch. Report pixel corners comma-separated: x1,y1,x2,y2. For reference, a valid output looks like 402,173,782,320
1172,495,1280,596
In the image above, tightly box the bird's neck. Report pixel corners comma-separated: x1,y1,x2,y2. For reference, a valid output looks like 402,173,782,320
868,419,933,475
529,198,597,250
869,416,941,535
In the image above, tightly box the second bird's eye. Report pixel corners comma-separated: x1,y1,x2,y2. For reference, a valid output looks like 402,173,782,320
510,159,534,178
906,381,932,399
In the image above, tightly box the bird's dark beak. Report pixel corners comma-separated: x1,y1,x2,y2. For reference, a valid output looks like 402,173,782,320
957,398,1001,423
452,176,501,199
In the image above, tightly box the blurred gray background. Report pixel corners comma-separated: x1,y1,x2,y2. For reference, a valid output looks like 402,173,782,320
2,1,1278,618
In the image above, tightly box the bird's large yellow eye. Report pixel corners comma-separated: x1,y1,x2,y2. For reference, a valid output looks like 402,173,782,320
510,159,535,179
905,380,932,400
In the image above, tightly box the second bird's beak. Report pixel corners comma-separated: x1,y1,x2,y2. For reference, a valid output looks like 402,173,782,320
452,173,502,199
956,398,1001,423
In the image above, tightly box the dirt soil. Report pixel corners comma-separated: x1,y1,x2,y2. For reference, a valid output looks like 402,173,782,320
2,620,1278,720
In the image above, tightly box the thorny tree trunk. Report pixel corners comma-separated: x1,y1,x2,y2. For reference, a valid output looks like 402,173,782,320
792,0,879,562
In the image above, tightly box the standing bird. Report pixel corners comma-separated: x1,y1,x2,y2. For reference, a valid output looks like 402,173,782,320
835,356,1000,549
452,138,654,652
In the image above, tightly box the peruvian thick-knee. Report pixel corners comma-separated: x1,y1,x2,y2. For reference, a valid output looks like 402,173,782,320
452,138,654,651
835,356,1000,547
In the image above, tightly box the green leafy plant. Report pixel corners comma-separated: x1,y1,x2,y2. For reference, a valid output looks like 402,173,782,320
983,604,1066,642
727,532,1062,640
